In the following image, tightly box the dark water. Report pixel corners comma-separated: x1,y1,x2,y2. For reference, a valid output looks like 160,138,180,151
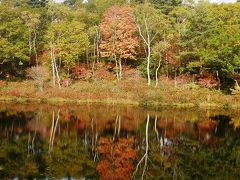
1,103,240,179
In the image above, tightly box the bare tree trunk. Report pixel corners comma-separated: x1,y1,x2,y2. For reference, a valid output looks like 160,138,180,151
136,17,151,86
96,28,100,63
50,41,56,87
33,30,38,66
112,29,119,81
115,55,119,80
216,70,220,90
147,43,151,86
119,57,122,80
174,68,177,87
52,45,61,88
28,28,32,62
155,52,162,88
50,41,61,88
92,37,96,74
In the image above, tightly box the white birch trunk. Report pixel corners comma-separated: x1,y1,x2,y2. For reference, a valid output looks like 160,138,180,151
155,52,162,88
50,42,56,87
119,58,122,80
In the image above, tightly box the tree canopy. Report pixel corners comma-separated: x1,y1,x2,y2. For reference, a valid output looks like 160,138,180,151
0,0,239,90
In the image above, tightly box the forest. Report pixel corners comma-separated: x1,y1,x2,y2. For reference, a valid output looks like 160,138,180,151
0,0,240,106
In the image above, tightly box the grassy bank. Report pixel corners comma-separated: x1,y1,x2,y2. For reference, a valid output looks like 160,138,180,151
0,77,239,108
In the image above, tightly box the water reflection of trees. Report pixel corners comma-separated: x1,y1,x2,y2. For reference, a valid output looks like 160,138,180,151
97,137,136,180
132,113,240,179
0,105,240,179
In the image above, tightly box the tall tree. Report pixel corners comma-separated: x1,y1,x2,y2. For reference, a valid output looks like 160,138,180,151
46,2,89,87
99,5,139,80
0,3,29,79
21,11,41,66
135,3,164,85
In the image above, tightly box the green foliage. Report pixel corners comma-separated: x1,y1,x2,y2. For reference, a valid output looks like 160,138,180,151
46,3,89,74
0,0,240,91
45,136,96,178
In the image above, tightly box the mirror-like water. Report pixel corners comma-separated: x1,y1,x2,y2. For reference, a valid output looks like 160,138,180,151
1,103,240,179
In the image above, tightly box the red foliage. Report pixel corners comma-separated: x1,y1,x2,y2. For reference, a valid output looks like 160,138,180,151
97,137,136,180
71,64,92,80
196,119,219,146
158,119,189,139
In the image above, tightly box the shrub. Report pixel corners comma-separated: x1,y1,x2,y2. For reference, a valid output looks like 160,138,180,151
71,64,92,80
26,66,49,91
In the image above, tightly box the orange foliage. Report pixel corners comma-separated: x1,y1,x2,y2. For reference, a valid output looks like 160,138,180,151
100,5,140,60
97,137,136,180
93,63,114,80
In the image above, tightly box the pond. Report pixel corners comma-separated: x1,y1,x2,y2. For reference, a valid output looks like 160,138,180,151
0,103,240,179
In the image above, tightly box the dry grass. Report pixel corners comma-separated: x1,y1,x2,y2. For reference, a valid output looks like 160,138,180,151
0,75,239,108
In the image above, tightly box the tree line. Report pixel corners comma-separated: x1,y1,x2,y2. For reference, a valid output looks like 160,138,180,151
0,0,240,91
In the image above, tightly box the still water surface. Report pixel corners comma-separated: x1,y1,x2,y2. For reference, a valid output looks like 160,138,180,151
1,103,240,179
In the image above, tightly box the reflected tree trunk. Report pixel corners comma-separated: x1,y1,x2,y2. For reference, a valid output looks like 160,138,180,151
154,114,160,150
113,115,121,141
91,118,98,161
132,114,150,179
49,110,60,152
28,132,31,156
50,42,61,88
119,58,122,80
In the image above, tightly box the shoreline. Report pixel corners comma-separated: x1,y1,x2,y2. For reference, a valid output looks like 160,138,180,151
0,95,237,109
0,79,239,109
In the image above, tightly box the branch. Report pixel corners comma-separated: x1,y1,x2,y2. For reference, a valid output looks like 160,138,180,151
135,16,148,45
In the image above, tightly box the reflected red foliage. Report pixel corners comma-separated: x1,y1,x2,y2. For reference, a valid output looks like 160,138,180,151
158,119,189,138
197,119,218,132
197,119,219,145
97,137,136,180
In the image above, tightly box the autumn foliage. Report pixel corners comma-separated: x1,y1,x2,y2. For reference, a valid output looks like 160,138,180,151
99,5,140,80
100,5,139,60
97,137,136,180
